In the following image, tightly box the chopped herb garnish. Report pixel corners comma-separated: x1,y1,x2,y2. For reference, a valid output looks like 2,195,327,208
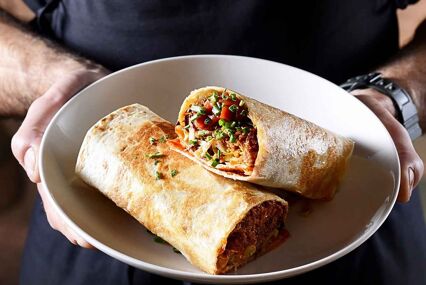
172,247,181,254
221,91,228,100
218,119,226,127
154,160,160,165
214,130,225,139
159,136,166,143
206,136,213,141
239,100,245,106
198,130,209,136
211,159,219,167
229,104,238,112
191,105,206,115
154,236,166,244
189,139,198,145
205,153,212,160
146,152,165,159
190,113,201,122
204,117,212,125
212,104,221,115
229,133,236,143
210,91,219,103
230,93,237,101
230,121,237,128
155,171,163,180
170,169,178,177
149,137,156,145
242,127,249,134
183,124,191,129
217,149,222,158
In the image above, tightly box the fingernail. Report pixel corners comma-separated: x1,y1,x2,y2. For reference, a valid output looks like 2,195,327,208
408,167,415,190
24,148,35,178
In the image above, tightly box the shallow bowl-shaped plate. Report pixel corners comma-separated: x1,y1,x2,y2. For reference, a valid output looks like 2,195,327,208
40,55,399,284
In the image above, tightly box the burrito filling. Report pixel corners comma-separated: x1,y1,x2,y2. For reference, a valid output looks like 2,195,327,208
177,90,258,175
216,200,288,273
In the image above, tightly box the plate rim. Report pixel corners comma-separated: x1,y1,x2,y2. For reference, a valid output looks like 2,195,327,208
39,54,400,283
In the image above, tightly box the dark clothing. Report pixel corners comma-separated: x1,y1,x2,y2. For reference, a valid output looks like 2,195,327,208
25,0,402,83
21,0,426,284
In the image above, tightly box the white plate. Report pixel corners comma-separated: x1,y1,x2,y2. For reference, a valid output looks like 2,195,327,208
39,55,399,284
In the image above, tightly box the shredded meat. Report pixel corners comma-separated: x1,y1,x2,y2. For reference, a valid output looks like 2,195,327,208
216,201,287,274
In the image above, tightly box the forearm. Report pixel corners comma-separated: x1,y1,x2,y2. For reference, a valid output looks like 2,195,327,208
378,19,426,130
0,11,106,117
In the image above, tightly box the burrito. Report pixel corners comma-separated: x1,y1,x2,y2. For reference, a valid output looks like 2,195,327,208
75,104,288,274
172,86,354,200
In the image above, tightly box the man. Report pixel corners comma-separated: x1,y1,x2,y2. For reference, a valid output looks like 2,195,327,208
1,0,425,284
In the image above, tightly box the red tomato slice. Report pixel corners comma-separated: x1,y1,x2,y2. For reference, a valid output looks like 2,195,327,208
220,106,234,121
193,115,209,130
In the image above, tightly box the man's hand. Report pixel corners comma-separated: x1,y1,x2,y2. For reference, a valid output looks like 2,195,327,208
11,69,108,248
352,88,424,202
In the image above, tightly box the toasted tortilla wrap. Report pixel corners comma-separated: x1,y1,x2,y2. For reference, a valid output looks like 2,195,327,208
75,104,288,274
173,86,354,200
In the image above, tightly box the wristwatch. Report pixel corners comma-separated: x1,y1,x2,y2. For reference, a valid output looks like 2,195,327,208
340,72,422,140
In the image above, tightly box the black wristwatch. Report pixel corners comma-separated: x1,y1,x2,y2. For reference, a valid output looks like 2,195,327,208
340,72,422,140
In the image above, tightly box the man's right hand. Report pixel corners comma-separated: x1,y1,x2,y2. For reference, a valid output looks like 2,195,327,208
11,69,108,248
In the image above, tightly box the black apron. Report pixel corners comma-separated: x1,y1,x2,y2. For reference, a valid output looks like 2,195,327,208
21,1,426,284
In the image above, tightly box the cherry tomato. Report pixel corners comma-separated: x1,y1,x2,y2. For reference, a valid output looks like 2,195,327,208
193,115,209,130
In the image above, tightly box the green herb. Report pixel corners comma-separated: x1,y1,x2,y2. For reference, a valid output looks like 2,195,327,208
214,130,225,139
230,93,237,101
189,139,198,145
230,121,237,128
155,171,163,180
204,117,212,125
154,160,160,165
229,104,238,113
212,104,221,115
218,119,226,127
170,169,178,177
190,105,206,115
221,91,229,100
149,137,156,145
198,130,209,136
229,133,236,143
172,247,181,254
242,127,249,134
146,152,164,159
239,100,245,106
205,153,212,160
210,91,219,103
206,136,213,141
217,149,221,158
159,136,166,143
211,159,220,167
190,113,200,122
154,236,167,244
183,124,191,129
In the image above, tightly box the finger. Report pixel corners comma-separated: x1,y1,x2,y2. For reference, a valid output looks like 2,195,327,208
37,183,94,249
11,73,96,183
356,95,424,202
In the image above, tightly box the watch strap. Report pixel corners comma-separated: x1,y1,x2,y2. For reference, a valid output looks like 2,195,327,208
340,72,422,140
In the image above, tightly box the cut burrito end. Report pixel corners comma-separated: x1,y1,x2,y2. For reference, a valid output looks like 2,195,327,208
216,200,288,274
174,87,355,201
175,86,257,176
